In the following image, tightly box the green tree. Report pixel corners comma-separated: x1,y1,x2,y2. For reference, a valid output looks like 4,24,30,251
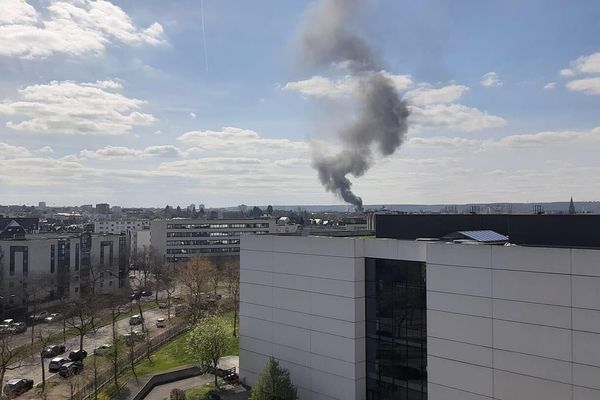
186,316,228,387
250,206,263,218
266,205,273,215
251,358,298,400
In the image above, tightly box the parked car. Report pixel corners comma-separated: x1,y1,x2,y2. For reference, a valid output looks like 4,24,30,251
59,361,83,378
141,290,153,297
42,344,66,358
129,314,143,325
129,291,142,301
3,378,33,398
48,357,70,372
9,322,27,334
158,302,168,309
30,311,49,321
0,319,14,331
44,313,61,323
93,344,112,355
156,317,166,328
68,349,88,361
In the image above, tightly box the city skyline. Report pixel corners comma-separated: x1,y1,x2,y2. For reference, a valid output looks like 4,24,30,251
1,0,600,206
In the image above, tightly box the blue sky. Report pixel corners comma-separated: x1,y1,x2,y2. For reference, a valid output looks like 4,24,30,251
1,0,600,207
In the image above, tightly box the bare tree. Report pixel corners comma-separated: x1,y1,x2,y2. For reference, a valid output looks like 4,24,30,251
222,260,240,337
21,279,49,345
163,268,177,322
37,331,55,393
147,247,166,304
64,296,97,351
176,256,217,323
0,335,22,398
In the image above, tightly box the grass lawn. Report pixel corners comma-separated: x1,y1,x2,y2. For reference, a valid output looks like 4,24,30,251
97,311,238,400
185,383,216,399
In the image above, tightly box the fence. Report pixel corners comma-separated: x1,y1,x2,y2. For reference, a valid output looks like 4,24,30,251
72,323,188,400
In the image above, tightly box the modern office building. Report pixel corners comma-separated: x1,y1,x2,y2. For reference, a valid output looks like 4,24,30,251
151,218,277,263
0,232,128,317
239,234,600,400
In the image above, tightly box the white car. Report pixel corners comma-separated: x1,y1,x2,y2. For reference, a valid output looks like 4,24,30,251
44,313,61,323
156,318,166,328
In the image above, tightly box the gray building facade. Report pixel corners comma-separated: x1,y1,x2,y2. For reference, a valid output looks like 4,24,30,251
240,235,600,400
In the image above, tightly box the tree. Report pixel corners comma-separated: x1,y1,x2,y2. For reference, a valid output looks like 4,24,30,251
250,206,263,218
162,268,177,322
65,296,97,351
0,335,21,398
176,257,216,323
222,260,240,337
37,331,55,393
108,301,129,387
250,358,298,400
186,316,228,387
266,205,273,215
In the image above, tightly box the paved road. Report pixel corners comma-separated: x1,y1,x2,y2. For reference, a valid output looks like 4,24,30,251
4,303,169,388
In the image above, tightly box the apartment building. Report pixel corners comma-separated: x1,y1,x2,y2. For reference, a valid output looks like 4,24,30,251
151,218,276,263
239,233,600,400
94,219,150,234
0,231,128,317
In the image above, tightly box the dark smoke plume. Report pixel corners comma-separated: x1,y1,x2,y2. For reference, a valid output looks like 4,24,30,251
299,0,410,210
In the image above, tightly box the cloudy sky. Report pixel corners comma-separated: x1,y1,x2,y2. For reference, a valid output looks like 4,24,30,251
1,0,600,207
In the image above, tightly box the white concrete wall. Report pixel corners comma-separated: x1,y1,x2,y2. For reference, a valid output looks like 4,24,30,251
240,236,600,400
426,243,600,400
240,235,367,400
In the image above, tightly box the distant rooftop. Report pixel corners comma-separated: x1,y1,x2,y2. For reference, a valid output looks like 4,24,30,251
376,214,600,249
443,230,509,244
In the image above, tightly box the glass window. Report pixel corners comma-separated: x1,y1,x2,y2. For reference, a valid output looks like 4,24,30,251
365,258,427,400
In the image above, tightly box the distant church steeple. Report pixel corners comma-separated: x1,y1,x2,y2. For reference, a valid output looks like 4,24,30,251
569,197,576,214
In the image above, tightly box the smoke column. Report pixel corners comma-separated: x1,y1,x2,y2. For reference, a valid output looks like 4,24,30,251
299,0,410,210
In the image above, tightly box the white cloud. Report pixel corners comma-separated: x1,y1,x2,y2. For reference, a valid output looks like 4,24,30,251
2,126,600,205
36,146,55,155
189,112,197,119
177,127,308,156
0,0,38,25
404,84,469,106
282,72,413,98
566,77,600,95
284,73,503,133
0,80,154,135
409,104,506,132
407,127,600,151
543,82,556,90
560,68,575,77
480,72,503,87
561,52,600,95
0,0,164,59
78,144,182,160
0,141,32,159
566,52,600,75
